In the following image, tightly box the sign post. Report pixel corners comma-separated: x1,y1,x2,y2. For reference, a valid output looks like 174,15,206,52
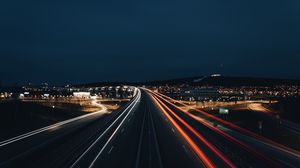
219,108,229,120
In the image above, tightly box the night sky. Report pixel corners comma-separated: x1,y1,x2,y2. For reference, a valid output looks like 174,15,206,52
1,0,300,85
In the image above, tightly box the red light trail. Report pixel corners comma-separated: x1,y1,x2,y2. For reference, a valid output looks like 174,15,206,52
153,90,300,157
148,90,284,168
151,94,237,168
150,94,216,168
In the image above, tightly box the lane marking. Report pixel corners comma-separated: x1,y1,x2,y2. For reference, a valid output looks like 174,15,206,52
108,146,114,155
150,95,215,168
152,91,279,168
153,90,300,157
134,107,147,168
148,100,164,168
0,106,108,147
182,145,188,153
70,89,141,168
88,90,141,168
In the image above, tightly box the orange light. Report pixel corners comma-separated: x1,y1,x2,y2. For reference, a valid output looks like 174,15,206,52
152,90,300,157
152,94,236,168
150,91,283,168
150,94,215,168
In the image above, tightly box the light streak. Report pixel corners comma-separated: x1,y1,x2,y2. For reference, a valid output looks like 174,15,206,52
70,89,141,168
0,105,107,147
153,90,300,157
149,90,283,168
152,94,236,168
151,94,215,168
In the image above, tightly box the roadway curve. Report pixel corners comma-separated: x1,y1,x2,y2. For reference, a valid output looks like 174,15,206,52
0,89,203,168
0,88,299,168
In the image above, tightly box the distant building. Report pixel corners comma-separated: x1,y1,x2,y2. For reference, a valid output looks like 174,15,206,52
73,92,91,98
0,92,12,99
185,88,220,100
167,87,220,101
211,74,221,77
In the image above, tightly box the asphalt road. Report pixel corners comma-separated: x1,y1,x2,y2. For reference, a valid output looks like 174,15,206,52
150,90,300,168
0,89,140,168
0,88,299,168
0,89,203,168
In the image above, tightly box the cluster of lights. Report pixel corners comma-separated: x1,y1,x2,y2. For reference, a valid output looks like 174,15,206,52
18,85,135,100
149,84,300,102
0,92,13,99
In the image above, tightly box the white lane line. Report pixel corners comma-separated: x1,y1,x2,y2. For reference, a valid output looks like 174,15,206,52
88,91,141,168
182,145,188,153
108,146,114,155
148,103,164,168
0,106,108,147
134,108,147,168
277,158,298,168
70,89,141,168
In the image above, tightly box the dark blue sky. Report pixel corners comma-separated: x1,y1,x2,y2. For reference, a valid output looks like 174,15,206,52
1,0,300,84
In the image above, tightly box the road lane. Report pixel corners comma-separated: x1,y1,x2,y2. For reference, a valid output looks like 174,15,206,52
2,88,297,168
91,89,203,168
1,88,203,168
150,90,300,168
156,91,300,157
151,94,236,168
0,89,141,168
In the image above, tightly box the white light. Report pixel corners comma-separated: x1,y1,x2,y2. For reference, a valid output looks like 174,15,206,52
73,92,91,97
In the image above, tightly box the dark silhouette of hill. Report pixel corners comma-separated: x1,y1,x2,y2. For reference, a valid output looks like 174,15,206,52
78,76,300,87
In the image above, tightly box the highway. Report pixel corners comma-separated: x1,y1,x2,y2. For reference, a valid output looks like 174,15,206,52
0,88,299,168
149,90,300,168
